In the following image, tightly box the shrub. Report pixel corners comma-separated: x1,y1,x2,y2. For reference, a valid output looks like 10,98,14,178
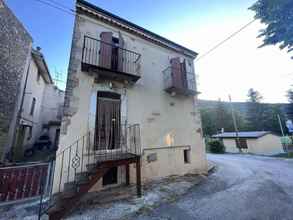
208,140,225,154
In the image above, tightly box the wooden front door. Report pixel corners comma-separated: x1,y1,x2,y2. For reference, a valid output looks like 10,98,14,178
95,92,121,150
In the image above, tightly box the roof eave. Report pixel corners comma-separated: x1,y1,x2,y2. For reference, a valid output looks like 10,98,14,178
76,0,198,59
31,49,53,84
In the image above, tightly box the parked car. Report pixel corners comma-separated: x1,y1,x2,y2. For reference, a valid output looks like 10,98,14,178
24,134,52,157
34,134,52,150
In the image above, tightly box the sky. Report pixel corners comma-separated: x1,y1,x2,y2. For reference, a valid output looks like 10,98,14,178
6,0,293,103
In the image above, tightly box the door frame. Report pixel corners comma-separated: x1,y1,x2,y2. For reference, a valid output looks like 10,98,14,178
95,91,121,151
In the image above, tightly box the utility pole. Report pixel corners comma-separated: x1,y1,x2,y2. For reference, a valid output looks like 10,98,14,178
277,114,284,137
278,114,289,156
228,95,241,153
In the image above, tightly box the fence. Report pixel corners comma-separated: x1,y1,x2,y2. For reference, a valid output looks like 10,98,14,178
0,162,52,204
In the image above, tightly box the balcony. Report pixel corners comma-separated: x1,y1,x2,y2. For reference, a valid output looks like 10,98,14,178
163,66,197,96
81,36,141,83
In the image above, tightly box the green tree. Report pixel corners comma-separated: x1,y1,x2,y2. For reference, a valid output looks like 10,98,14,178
286,88,293,103
200,108,217,136
250,0,293,56
262,104,286,134
247,88,263,103
200,100,247,136
246,89,265,130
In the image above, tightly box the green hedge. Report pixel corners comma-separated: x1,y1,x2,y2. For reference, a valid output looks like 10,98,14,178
208,140,225,154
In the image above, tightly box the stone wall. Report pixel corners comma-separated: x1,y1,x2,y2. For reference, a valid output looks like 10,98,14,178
0,0,32,161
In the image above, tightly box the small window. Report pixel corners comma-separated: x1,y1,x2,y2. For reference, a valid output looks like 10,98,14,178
30,98,36,116
236,139,248,149
184,149,191,164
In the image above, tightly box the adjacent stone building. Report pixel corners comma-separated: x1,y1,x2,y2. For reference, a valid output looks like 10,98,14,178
0,1,65,162
0,0,33,162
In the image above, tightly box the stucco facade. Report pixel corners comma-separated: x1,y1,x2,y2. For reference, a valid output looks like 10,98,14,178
17,49,65,157
54,0,207,192
222,134,284,156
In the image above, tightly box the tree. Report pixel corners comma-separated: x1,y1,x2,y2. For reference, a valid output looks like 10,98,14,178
200,100,247,136
246,89,265,130
250,0,293,57
247,88,263,103
286,88,293,103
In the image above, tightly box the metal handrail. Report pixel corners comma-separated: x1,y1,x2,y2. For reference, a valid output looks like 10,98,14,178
84,35,141,57
82,36,141,76
38,123,141,218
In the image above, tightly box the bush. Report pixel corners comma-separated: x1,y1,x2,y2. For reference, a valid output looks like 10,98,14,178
208,140,225,154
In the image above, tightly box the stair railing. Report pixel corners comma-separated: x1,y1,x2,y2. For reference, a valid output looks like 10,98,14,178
38,123,141,219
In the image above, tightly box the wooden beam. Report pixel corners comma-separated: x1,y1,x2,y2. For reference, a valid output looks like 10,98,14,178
125,164,130,186
136,157,142,197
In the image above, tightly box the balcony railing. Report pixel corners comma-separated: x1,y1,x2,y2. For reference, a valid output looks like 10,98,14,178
163,66,197,96
82,36,141,82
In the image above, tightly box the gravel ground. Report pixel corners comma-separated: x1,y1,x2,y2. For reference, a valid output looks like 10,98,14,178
132,154,293,220
0,171,205,220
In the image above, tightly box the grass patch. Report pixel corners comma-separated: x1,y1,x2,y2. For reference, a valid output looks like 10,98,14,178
274,152,293,158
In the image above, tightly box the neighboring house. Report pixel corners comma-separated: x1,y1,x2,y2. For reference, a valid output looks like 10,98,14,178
0,0,64,162
0,0,32,162
212,131,284,155
48,0,207,218
15,48,64,159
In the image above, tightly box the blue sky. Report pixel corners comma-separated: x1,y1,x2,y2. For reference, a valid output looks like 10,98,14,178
6,0,293,103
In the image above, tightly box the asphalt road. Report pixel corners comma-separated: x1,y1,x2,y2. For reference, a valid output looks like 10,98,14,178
133,154,293,220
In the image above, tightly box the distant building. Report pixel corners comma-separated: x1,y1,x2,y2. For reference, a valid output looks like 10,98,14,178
15,49,64,159
212,131,284,156
0,1,64,162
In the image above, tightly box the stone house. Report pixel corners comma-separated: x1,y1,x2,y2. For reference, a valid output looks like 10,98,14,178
0,0,64,162
212,131,284,156
48,1,207,218
0,0,33,162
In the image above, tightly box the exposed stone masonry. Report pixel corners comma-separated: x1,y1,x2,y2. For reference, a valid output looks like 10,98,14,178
0,0,32,160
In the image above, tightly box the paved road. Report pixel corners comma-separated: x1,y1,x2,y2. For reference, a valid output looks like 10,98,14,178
133,154,293,220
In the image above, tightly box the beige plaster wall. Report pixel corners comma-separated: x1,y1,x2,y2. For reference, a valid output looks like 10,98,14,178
21,58,47,148
54,13,207,193
249,134,284,155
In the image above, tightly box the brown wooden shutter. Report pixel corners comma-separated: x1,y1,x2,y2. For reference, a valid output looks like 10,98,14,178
170,57,183,89
181,59,188,89
118,32,125,72
99,32,113,69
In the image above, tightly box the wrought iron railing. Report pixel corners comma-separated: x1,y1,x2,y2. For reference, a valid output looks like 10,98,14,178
38,123,141,218
82,36,141,76
162,66,196,93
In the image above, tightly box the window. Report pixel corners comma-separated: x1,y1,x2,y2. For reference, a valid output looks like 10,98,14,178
184,149,191,164
236,139,248,149
30,98,36,116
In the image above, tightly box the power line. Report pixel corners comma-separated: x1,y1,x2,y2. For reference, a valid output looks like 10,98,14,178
32,0,257,63
195,19,257,62
33,0,75,16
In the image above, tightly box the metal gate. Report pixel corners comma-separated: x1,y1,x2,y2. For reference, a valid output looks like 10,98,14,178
0,162,50,203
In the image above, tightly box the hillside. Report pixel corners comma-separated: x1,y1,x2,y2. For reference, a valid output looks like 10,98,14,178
198,99,290,136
